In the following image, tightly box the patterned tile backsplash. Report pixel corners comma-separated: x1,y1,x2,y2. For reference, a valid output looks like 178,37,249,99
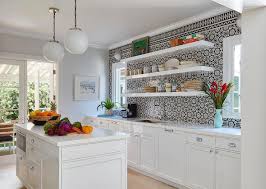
109,11,241,128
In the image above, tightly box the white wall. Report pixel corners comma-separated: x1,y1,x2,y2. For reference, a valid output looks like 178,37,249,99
241,7,266,189
58,48,109,122
0,33,109,122
0,33,44,57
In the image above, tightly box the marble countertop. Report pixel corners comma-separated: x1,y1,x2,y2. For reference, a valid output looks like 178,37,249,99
15,122,128,147
85,116,241,138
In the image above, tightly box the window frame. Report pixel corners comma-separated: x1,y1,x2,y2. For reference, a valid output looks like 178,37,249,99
223,35,241,119
111,62,126,107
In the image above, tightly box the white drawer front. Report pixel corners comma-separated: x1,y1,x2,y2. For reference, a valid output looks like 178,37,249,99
62,140,126,161
216,138,241,152
27,134,41,148
27,144,43,164
187,134,215,147
27,160,41,189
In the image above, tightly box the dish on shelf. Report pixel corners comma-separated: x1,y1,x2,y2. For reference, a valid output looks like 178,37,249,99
165,58,180,70
177,63,202,69
144,86,157,93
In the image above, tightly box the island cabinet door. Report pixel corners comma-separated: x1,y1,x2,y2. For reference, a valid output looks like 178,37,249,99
215,150,241,189
157,129,186,184
16,150,27,184
185,144,215,189
61,153,127,189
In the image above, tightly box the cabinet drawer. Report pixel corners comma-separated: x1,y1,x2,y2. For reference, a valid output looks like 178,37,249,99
187,134,215,147
27,134,41,148
27,160,41,189
27,144,43,164
62,140,126,161
216,138,241,152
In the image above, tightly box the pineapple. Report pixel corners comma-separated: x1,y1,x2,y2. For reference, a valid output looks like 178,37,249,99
50,101,57,112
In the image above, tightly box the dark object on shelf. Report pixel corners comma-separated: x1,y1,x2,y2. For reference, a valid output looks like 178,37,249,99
122,104,137,118
132,37,149,56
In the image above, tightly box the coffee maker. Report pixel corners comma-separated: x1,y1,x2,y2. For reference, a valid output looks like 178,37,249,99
121,104,137,118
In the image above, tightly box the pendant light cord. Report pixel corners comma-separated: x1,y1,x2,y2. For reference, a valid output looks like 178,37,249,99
74,0,77,28
53,10,56,41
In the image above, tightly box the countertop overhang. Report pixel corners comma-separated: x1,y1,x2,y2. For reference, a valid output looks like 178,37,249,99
15,122,128,147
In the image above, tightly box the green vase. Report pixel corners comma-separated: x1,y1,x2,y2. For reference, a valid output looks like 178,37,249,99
214,109,223,128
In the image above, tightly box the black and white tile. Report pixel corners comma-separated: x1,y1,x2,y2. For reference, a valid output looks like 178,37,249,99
109,10,241,128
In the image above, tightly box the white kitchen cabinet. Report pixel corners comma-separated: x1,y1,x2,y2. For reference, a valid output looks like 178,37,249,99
16,149,28,184
157,128,186,184
62,153,127,189
186,144,215,189
215,150,241,189
127,133,140,167
140,126,157,172
27,160,41,189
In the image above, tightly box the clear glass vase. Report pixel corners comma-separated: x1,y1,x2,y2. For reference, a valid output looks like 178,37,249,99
214,109,223,128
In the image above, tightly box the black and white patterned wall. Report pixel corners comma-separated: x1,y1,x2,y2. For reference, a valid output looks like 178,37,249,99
109,11,241,128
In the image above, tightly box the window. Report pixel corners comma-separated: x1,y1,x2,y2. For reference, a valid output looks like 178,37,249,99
223,35,241,118
27,61,56,112
112,62,126,106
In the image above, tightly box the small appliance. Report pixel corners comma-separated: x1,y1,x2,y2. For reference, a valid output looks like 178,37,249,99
122,104,137,118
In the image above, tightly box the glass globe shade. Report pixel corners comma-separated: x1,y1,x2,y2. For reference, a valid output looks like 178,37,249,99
64,28,89,54
43,41,64,63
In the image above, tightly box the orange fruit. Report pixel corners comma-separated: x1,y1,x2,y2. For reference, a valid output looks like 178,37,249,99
82,126,93,134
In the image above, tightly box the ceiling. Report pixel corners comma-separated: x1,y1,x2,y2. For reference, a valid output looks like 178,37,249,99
0,0,224,48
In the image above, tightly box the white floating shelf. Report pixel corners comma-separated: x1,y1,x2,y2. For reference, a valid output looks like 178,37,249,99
126,66,214,80
120,40,214,64
122,91,207,97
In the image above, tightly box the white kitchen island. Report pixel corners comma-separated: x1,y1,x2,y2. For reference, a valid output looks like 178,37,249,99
15,123,128,189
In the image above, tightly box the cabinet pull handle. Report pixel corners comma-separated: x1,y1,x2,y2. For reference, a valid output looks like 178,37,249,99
164,129,173,132
228,143,236,148
196,137,203,142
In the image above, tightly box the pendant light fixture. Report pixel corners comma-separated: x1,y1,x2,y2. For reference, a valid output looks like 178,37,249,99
43,8,64,63
64,0,88,54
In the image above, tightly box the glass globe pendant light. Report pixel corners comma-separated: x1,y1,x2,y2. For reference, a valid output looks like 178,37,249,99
64,0,88,54
43,8,64,63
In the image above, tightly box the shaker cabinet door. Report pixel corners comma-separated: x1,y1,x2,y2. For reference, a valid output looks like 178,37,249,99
158,130,186,184
215,150,241,189
186,144,215,189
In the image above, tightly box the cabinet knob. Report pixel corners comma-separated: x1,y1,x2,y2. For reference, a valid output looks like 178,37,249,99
164,128,174,132
19,156,23,160
31,139,35,143
210,149,214,153
228,143,236,148
30,166,34,170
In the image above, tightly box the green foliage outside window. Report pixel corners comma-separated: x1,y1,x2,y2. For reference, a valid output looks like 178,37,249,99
0,81,52,122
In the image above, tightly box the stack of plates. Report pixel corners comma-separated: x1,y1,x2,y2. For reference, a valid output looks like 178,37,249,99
165,59,180,70
183,80,204,91
178,61,201,69
144,86,157,93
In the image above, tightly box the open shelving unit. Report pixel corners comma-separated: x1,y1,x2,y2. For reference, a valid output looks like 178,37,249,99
126,66,214,80
122,91,207,98
120,40,214,64
122,40,214,98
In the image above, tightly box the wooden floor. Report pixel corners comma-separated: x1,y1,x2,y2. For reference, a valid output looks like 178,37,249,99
0,154,176,189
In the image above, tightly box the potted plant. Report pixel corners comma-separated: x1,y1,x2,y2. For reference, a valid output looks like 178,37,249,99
97,98,119,116
204,81,233,128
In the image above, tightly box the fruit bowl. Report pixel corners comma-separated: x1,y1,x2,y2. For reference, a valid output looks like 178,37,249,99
30,115,61,126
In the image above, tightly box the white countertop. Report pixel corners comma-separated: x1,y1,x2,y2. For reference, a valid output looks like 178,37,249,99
15,122,128,147
86,116,241,138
